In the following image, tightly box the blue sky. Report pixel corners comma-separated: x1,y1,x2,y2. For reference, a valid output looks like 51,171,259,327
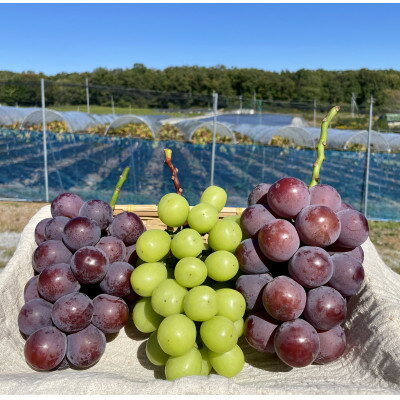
1,3,399,75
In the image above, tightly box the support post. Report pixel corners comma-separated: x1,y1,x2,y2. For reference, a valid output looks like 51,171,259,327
313,99,317,128
239,95,243,114
363,95,374,217
210,91,218,186
85,78,90,114
111,95,115,115
41,78,49,202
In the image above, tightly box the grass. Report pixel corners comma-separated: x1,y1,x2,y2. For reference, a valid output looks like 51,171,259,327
0,202,45,233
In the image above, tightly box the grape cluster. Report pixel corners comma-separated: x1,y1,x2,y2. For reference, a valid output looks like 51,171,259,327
238,178,368,368
131,186,247,380
19,193,145,371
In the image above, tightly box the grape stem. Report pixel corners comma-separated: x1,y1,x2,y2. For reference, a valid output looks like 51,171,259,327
109,166,130,210
309,106,340,188
164,148,183,195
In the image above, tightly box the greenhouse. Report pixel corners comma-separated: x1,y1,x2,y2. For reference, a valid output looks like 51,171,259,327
0,105,39,126
173,120,236,143
105,115,164,137
384,132,400,151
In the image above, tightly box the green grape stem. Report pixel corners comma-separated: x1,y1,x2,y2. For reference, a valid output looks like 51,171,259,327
309,106,340,188
109,166,130,210
164,148,183,195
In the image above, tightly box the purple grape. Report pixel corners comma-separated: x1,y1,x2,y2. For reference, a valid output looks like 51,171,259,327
235,273,273,311
262,276,306,322
125,244,138,266
326,245,364,263
24,326,67,371
66,324,106,368
34,218,52,245
32,240,72,273
267,177,310,219
37,263,80,303
99,261,134,298
248,183,272,206
108,212,146,246
244,311,278,353
303,286,347,331
70,246,109,285
288,246,334,288
96,236,126,264
52,292,93,333
240,204,276,238
295,205,341,247
55,356,70,370
92,294,129,334
335,210,369,249
79,199,113,230
258,219,300,262
315,325,346,364
235,239,270,274
338,202,354,211
329,254,365,296
309,184,341,212
18,298,53,337
51,193,84,219
44,216,70,241
274,319,320,368
24,276,40,303
63,217,101,252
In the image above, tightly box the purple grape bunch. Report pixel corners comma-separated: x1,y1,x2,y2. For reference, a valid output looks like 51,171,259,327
238,177,368,368
19,192,145,371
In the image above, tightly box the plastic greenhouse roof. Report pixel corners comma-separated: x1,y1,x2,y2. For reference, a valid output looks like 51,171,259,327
383,133,400,151
105,115,163,137
0,106,39,126
174,120,236,143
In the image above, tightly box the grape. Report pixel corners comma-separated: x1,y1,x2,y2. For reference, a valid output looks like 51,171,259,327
135,229,171,263
208,344,244,378
235,273,273,311
92,294,129,334
200,185,227,212
267,177,310,219
274,319,320,368
244,311,278,353
51,193,84,219
262,276,306,321
199,347,212,375
200,315,238,353
34,218,52,245
303,286,347,331
125,244,138,266
151,279,188,317
18,298,53,337
44,216,70,241
329,254,365,296
96,236,126,264
109,211,146,246
204,250,239,282
37,263,80,303
315,325,346,364
170,228,204,259
258,219,300,262
24,326,67,371
174,257,207,287
295,205,341,247
146,331,169,366
183,286,218,321
130,262,168,297
235,238,270,274
24,276,40,303
66,324,106,368
187,203,219,233
157,314,197,356
240,204,275,238
223,215,241,224
63,217,101,251
32,240,72,273
79,199,113,230
165,347,202,381
55,356,70,371
248,183,272,206
288,246,334,288
99,261,134,297
326,244,364,264
132,297,163,333
234,318,244,337
52,292,93,333
338,201,354,211
70,246,109,285
309,184,342,212
216,288,246,321
157,193,190,227
335,209,369,249
208,220,242,252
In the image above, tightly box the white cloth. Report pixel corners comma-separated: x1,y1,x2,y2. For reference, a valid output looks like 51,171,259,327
1,205,399,395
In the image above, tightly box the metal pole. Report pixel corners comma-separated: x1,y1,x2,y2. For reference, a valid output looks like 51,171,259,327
210,91,218,186
239,95,242,114
313,99,317,128
85,78,90,114
363,95,374,217
351,93,355,118
253,91,256,111
111,95,115,115
41,78,49,202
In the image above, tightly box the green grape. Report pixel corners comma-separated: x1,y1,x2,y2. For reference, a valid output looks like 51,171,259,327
233,318,244,337
223,215,241,224
170,229,204,259
200,315,238,353
205,251,239,282
216,288,246,321
200,186,227,212
183,286,218,321
174,257,207,287
132,297,163,333
208,345,245,378
135,230,171,263
208,220,242,252
187,203,219,234
165,347,202,381
158,193,190,227
199,347,212,376
146,331,169,366
130,262,168,297
212,280,235,290
151,279,188,317
157,314,197,356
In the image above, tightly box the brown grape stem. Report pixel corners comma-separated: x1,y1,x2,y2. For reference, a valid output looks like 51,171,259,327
110,166,130,210
164,148,183,195
309,106,340,188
